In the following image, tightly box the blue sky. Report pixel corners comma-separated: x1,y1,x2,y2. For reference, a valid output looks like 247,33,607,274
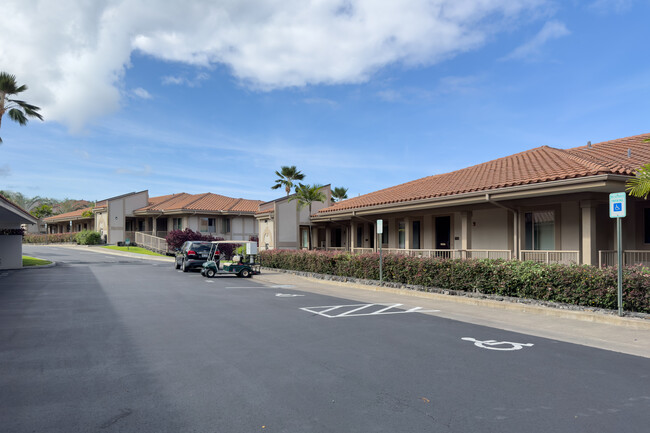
1,0,649,203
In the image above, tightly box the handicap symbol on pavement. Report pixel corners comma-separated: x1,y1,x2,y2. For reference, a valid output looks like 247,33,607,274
462,337,534,351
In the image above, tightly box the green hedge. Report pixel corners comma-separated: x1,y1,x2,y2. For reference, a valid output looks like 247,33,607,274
259,250,650,313
23,232,78,243
75,230,102,245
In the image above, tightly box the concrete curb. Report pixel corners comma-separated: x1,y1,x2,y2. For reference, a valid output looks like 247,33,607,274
258,268,650,330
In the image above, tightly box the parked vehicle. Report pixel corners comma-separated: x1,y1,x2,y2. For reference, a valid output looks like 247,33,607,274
174,241,213,272
200,241,261,278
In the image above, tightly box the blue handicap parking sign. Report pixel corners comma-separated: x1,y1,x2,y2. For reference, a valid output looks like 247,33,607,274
613,203,622,212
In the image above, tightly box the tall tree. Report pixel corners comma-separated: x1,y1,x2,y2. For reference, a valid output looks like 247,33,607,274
271,165,305,196
331,186,348,202
0,72,43,143
31,204,53,219
626,163,650,199
289,184,326,250
0,190,44,212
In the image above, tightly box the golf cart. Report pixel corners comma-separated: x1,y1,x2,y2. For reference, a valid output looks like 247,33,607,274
200,240,261,278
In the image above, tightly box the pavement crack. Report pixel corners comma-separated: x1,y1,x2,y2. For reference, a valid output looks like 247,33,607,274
99,408,133,429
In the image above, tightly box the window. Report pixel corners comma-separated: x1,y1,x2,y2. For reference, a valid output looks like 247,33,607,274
301,228,309,248
412,221,421,249
357,225,364,247
645,208,650,244
382,225,389,245
200,217,216,233
525,211,555,250
222,217,231,234
172,218,183,230
398,221,405,249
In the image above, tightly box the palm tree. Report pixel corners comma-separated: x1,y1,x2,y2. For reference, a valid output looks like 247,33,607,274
331,186,349,202
626,163,650,199
289,184,326,249
271,165,305,196
0,72,44,143
0,190,43,212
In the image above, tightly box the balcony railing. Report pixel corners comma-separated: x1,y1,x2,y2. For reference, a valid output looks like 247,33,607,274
521,250,579,265
382,248,512,260
599,250,650,268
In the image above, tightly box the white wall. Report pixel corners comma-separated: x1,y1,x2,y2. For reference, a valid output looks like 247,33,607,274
278,200,298,243
471,208,509,250
0,234,23,269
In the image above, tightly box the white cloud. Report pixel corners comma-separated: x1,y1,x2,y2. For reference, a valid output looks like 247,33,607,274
132,87,153,99
589,0,634,13
504,20,570,61
0,165,11,177
1,0,549,130
115,164,153,176
161,72,210,87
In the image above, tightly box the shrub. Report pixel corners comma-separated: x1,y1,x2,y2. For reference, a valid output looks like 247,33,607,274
75,230,102,245
259,250,650,314
165,229,224,251
23,232,78,243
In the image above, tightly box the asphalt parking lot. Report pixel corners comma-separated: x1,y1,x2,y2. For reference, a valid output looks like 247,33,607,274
1,245,648,432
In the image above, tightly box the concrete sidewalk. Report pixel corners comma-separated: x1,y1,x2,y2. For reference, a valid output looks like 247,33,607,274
255,270,650,359
50,244,175,262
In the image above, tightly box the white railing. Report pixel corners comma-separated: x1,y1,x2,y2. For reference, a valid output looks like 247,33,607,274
135,232,169,254
521,250,579,265
351,247,375,255
599,250,650,268
382,248,512,260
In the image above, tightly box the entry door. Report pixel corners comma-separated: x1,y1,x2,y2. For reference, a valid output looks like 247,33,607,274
435,216,451,249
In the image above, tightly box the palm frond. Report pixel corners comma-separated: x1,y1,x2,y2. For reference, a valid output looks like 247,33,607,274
626,163,650,199
8,108,28,126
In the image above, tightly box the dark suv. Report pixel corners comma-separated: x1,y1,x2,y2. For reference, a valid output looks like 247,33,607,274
175,241,213,272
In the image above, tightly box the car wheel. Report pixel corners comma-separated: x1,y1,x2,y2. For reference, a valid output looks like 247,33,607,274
182,259,188,272
206,269,216,278
240,269,250,278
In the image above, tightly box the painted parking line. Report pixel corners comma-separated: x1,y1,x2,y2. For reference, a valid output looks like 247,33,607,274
300,303,440,318
276,293,305,297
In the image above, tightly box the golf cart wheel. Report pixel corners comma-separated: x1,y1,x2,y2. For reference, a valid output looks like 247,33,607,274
182,260,188,272
206,269,216,278
240,269,251,278
175,260,180,270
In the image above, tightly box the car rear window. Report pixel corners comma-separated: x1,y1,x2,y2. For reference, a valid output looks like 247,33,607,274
192,243,212,253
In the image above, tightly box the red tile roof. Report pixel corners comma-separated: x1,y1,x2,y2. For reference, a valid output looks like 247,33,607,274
44,207,94,222
317,133,650,214
136,193,263,214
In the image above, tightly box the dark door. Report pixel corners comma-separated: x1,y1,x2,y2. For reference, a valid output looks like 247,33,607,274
435,216,451,249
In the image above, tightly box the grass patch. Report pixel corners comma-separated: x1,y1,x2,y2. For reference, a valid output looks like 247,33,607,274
23,256,52,266
102,246,167,257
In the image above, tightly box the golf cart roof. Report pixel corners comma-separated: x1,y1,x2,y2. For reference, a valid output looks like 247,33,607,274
209,240,256,245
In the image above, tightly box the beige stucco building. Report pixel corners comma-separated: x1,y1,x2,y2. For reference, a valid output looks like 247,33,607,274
45,190,262,247
308,134,650,267
256,185,333,250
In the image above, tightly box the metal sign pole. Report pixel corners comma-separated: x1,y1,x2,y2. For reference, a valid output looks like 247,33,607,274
380,237,383,284
377,219,383,284
617,217,623,316
609,192,626,317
